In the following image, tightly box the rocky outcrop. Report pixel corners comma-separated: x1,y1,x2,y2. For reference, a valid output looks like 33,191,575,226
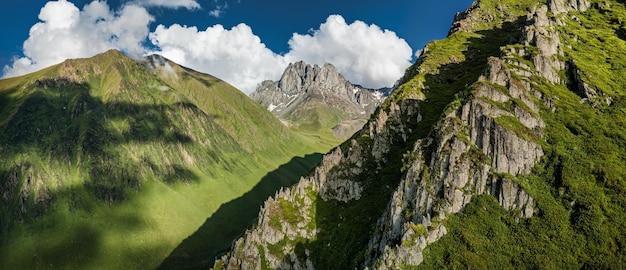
215,1,599,269
523,5,565,84
549,0,590,14
218,148,365,269
1,163,53,222
566,59,613,106
220,177,318,270
250,61,390,139
217,49,546,268
448,2,483,35
544,0,613,107
365,51,544,268
567,60,597,99
218,90,419,269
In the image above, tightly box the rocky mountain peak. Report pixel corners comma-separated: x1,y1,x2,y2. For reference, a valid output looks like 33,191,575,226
277,61,347,95
251,61,391,139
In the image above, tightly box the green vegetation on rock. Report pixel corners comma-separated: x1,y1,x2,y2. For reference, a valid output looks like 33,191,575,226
418,0,626,268
214,0,626,269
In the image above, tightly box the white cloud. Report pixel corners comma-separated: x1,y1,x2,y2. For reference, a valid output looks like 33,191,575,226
208,9,223,18
148,23,287,93
134,0,200,10
148,15,412,93
3,0,153,78
285,15,413,89
4,3,413,95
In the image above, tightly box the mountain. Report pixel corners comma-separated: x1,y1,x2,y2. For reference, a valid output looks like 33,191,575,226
0,50,334,269
215,0,626,269
250,61,391,139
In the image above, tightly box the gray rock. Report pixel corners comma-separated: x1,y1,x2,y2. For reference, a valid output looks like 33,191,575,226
566,60,612,107
250,61,390,139
522,6,564,84
549,0,591,14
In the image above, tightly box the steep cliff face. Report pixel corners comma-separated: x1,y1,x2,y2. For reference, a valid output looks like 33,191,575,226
250,61,390,139
216,0,626,269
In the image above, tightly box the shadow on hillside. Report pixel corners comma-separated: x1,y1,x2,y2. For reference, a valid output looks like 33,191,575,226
158,153,323,270
0,153,323,269
296,18,529,270
0,78,234,205
0,75,314,268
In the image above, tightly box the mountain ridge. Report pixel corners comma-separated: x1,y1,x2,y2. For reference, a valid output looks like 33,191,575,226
215,0,626,269
0,49,333,269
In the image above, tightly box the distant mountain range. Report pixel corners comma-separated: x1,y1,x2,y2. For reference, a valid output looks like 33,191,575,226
250,61,392,139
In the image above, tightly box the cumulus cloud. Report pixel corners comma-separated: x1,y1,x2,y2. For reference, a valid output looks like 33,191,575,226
3,0,153,78
148,23,287,93
4,3,413,95
134,0,200,10
285,15,413,89
148,15,412,93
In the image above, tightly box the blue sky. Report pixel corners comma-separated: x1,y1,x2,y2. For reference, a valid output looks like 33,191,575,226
0,0,474,93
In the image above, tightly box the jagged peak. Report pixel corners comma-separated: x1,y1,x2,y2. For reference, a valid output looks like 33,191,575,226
277,60,346,94
282,61,342,79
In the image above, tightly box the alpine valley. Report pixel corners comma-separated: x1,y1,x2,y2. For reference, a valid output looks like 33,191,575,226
215,0,626,269
1,0,626,269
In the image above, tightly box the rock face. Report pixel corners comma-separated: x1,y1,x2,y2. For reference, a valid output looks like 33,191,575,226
215,1,607,269
366,57,544,268
250,61,390,139
549,0,590,14
218,97,420,270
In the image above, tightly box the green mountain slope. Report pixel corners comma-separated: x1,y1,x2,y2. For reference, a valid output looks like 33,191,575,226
214,0,626,269
0,50,334,269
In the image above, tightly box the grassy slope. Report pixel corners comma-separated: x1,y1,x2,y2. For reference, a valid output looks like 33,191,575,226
0,51,335,269
416,0,626,268
251,0,626,269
